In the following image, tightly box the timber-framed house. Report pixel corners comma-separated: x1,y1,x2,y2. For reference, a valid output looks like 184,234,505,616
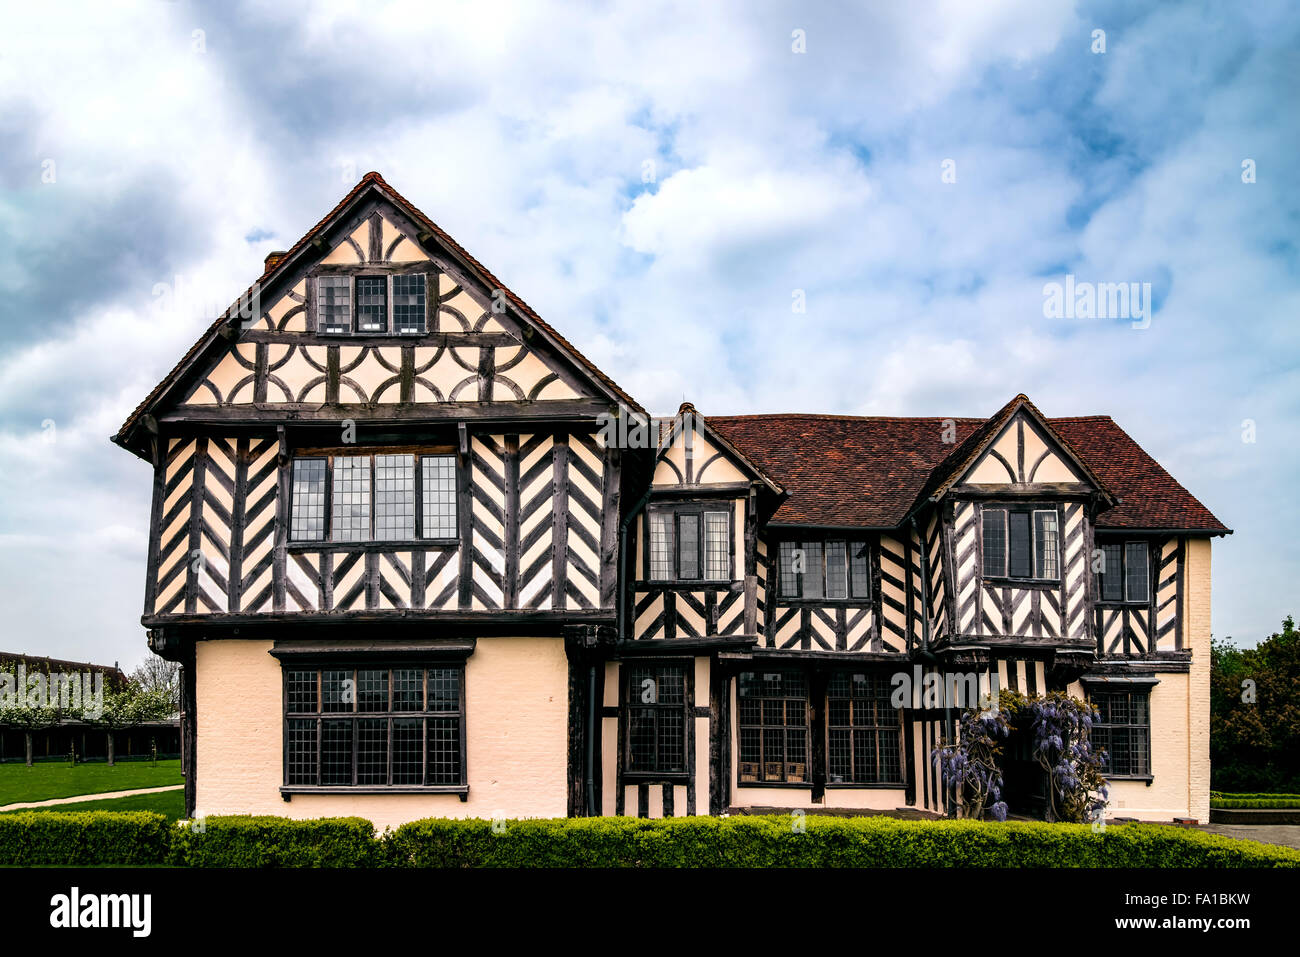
115,174,1229,827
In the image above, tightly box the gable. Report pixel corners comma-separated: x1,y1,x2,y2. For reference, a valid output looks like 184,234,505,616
652,426,748,487
115,173,643,458
962,411,1087,486
178,205,588,409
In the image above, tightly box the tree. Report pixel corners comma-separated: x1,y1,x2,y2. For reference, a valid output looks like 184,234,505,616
130,654,180,713
87,683,175,766
0,658,68,766
932,706,1011,821
1211,615,1300,792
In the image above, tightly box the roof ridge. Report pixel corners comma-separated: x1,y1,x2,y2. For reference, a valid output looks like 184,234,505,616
707,412,986,422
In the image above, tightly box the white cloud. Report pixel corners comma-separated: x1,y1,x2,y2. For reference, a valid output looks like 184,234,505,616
0,0,1293,666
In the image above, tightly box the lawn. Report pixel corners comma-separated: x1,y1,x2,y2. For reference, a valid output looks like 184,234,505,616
0,759,182,805
0,788,186,822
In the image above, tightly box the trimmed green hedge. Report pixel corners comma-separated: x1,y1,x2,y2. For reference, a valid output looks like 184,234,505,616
383,815,1300,868
3,812,1298,867
0,811,171,866
1211,792,1300,809
170,815,379,867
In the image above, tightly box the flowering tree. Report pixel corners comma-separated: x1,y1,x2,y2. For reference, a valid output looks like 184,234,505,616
86,684,174,765
931,706,1011,821
934,690,1110,824
1005,690,1109,824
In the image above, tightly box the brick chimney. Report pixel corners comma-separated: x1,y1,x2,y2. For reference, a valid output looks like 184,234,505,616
263,250,288,276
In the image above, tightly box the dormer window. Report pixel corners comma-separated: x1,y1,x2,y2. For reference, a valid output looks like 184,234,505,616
981,505,1060,581
646,503,732,582
314,273,427,335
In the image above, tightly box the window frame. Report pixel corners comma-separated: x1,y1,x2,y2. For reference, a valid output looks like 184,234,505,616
825,670,905,787
1095,538,1151,605
776,538,872,603
621,660,692,781
287,448,460,546
980,503,1063,584
280,661,468,794
734,666,905,790
1088,687,1153,780
644,502,734,583
737,669,811,786
309,269,430,337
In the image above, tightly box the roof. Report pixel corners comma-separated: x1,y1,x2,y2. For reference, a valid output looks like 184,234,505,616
113,172,643,454
0,653,130,687
708,403,1229,534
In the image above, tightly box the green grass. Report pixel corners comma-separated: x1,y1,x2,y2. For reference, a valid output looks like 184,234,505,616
0,788,185,822
0,759,182,805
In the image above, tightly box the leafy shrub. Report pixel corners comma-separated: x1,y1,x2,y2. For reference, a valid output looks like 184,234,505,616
4,811,1297,868
1211,796,1300,809
0,811,170,866
385,815,1300,868
170,815,379,867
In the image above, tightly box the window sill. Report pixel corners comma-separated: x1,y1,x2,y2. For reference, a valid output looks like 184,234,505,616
735,781,813,789
622,772,691,783
980,577,1061,588
1095,601,1151,608
287,539,460,551
280,785,469,801
825,782,906,789
641,580,736,589
1104,775,1154,785
317,331,429,338
773,597,873,605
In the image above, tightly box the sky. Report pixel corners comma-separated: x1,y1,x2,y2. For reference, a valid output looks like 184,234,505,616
0,0,1295,670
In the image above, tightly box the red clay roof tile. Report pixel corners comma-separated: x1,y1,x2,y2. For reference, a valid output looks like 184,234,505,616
708,410,1228,534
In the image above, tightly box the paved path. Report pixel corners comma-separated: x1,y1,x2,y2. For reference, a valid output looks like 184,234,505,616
1198,824,1300,850
0,784,183,812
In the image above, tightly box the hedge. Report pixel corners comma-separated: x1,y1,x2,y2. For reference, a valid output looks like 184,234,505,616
0,811,171,866
170,815,379,867
382,815,1300,868
3,812,1299,867
1211,792,1300,808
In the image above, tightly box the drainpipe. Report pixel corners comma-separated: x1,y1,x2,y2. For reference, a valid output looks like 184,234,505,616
585,486,653,814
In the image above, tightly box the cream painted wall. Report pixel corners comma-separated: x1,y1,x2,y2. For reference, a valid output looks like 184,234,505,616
1067,538,1212,823
195,636,570,830
1184,537,1212,822
1103,673,1193,821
